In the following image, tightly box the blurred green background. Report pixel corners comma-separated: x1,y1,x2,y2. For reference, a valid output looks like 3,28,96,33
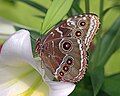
0,0,120,96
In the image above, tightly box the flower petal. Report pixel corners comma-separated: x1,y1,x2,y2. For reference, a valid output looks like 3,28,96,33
0,29,35,85
0,29,75,96
47,80,75,96
0,62,33,84
0,29,43,74
0,68,46,96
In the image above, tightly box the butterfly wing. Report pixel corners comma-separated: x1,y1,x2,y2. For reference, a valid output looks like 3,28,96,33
36,13,99,83
65,13,100,49
37,21,87,83
54,38,87,82
83,14,100,49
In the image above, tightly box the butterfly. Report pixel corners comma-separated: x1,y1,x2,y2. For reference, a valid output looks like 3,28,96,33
35,13,100,83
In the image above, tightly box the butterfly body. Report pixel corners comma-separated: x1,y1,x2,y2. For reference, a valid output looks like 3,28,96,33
35,13,100,83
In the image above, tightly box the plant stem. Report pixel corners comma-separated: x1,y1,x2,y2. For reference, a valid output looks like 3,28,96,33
99,0,104,25
85,0,90,13
96,0,104,40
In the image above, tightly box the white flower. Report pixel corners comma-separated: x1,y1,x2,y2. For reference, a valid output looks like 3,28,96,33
0,29,75,96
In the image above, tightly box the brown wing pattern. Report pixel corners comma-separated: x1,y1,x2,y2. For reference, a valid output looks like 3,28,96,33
39,21,73,73
35,13,100,83
54,38,87,82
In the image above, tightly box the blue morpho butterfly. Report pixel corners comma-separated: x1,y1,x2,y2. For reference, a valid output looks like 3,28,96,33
35,13,100,83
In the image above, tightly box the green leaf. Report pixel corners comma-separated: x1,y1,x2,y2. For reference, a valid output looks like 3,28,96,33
90,16,120,71
85,0,90,13
67,8,78,16
0,1,43,31
73,4,83,14
97,17,120,66
97,90,110,96
18,0,47,13
89,65,104,96
89,16,120,96
102,74,120,96
2,0,17,5
103,5,120,17
33,15,45,19
105,49,120,76
67,0,83,16
70,75,93,96
99,0,104,22
70,88,93,96
41,0,74,33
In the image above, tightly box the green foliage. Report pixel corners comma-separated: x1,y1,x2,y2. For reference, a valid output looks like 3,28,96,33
85,0,90,13
0,0,120,96
102,5,120,17
41,0,74,33
18,0,47,13
89,17,120,96
102,74,120,96
0,0,44,31
68,0,83,16
105,49,120,76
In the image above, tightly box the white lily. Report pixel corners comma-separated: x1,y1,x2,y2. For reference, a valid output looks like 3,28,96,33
0,29,75,96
